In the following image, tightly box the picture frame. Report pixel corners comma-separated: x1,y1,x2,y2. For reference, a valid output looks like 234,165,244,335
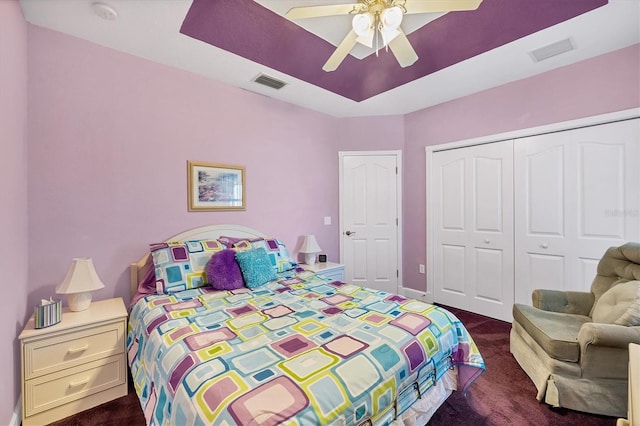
187,161,246,211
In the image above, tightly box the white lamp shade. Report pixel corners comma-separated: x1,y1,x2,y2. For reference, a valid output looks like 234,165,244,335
299,235,322,265
56,258,105,311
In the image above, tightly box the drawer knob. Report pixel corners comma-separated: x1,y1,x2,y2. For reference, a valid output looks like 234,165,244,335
68,344,89,354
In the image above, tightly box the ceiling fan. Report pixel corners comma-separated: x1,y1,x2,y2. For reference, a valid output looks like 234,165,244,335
286,0,483,72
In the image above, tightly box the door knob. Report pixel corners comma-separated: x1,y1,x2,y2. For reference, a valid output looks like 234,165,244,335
345,230,356,236
541,243,549,249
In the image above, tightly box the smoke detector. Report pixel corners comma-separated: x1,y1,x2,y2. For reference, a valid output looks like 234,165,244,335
91,2,118,21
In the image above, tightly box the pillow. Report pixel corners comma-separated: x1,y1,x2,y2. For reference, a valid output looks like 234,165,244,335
615,282,640,326
218,235,262,248
591,280,640,324
233,238,297,273
205,249,244,291
136,254,157,295
151,240,225,294
235,248,277,289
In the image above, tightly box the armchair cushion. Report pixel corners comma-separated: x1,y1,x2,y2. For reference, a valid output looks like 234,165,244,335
615,282,640,326
513,303,591,362
592,280,640,324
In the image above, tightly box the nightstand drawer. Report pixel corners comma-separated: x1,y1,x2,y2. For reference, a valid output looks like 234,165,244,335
24,354,126,417
23,320,125,380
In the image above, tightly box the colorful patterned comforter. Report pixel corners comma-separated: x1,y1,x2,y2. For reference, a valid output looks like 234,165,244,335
127,271,485,426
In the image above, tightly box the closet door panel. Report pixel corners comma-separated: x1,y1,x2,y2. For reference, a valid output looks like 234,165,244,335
432,140,513,321
526,145,564,236
441,159,465,231
526,253,565,294
574,121,639,253
475,248,504,302
441,245,466,295
515,119,639,304
514,133,570,304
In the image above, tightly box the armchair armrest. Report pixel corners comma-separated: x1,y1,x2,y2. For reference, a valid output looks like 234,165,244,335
578,323,640,349
532,289,594,315
578,323,640,378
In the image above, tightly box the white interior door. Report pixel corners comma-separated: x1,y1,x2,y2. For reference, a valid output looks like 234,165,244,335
514,118,640,304
339,151,401,293
431,140,514,321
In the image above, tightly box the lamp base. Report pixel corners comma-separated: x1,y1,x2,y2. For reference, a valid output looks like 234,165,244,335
66,291,93,312
304,253,317,265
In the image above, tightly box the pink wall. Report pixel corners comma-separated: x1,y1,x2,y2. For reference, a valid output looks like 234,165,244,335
0,0,28,422
16,14,640,423
335,116,405,151
27,26,350,310
402,44,640,292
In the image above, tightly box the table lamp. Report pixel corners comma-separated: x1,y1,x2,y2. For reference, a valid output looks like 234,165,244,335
300,235,321,265
56,258,105,311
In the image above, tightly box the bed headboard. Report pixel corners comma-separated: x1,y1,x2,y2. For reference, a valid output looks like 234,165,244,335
130,224,268,299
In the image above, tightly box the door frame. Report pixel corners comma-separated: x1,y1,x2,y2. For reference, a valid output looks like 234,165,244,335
338,150,403,293
425,107,640,305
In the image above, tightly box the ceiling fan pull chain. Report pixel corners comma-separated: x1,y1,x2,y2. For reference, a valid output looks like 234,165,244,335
375,24,380,56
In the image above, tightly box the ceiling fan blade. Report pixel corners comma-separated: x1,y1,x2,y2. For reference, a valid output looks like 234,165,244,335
387,30,418,68
403,0,482,14
323,30,359,72
286,3,365,20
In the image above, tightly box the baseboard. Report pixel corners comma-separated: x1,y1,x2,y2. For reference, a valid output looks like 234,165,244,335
9,394,21,426
402,287,431,303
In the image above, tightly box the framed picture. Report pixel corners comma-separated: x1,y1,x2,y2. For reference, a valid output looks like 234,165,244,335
187,161,246,211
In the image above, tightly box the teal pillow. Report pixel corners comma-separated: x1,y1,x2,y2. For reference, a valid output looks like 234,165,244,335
235,248,277,289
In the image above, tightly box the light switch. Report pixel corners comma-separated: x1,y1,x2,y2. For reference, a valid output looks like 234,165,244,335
324,216,331,225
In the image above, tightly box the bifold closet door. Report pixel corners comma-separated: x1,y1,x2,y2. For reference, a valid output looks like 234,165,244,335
514,119,640,304
432,140,514,322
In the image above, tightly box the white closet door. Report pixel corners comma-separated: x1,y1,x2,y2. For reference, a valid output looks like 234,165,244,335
514,119,640,304
432,140,514,321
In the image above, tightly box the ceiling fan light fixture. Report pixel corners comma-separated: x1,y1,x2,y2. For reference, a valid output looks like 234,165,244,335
352,12,375,47
379,7,403,46
380,6,403,31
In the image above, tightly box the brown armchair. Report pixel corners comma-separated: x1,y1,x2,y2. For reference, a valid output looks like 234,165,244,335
510,243,640,417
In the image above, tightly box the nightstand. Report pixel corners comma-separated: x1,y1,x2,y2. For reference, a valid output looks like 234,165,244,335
301,261,345,282
19,298,128,426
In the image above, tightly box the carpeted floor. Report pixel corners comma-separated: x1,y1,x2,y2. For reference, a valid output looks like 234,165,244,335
428,305,616,426
50,305,618,426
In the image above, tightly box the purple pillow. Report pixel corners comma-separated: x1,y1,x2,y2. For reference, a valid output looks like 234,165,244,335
205,249,244,290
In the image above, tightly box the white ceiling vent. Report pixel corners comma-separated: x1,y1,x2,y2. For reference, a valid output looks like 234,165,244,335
529,38,576,62
253,74,287,90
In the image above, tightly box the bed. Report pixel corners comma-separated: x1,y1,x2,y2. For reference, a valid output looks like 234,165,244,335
127,225,485,425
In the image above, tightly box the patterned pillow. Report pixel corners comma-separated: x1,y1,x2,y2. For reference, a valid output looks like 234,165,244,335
205,249,244,291
235,248,277,289
151,240,225,294
232,238,297,273
218,235,262,248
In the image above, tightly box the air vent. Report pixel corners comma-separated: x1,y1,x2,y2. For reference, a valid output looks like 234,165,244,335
253,74,287,90
529,38,576,62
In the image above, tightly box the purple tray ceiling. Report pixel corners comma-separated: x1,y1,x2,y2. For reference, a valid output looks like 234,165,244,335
181,0,608,102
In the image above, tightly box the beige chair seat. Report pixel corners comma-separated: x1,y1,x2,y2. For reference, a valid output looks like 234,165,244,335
513,304,590,362
510,243,640,418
